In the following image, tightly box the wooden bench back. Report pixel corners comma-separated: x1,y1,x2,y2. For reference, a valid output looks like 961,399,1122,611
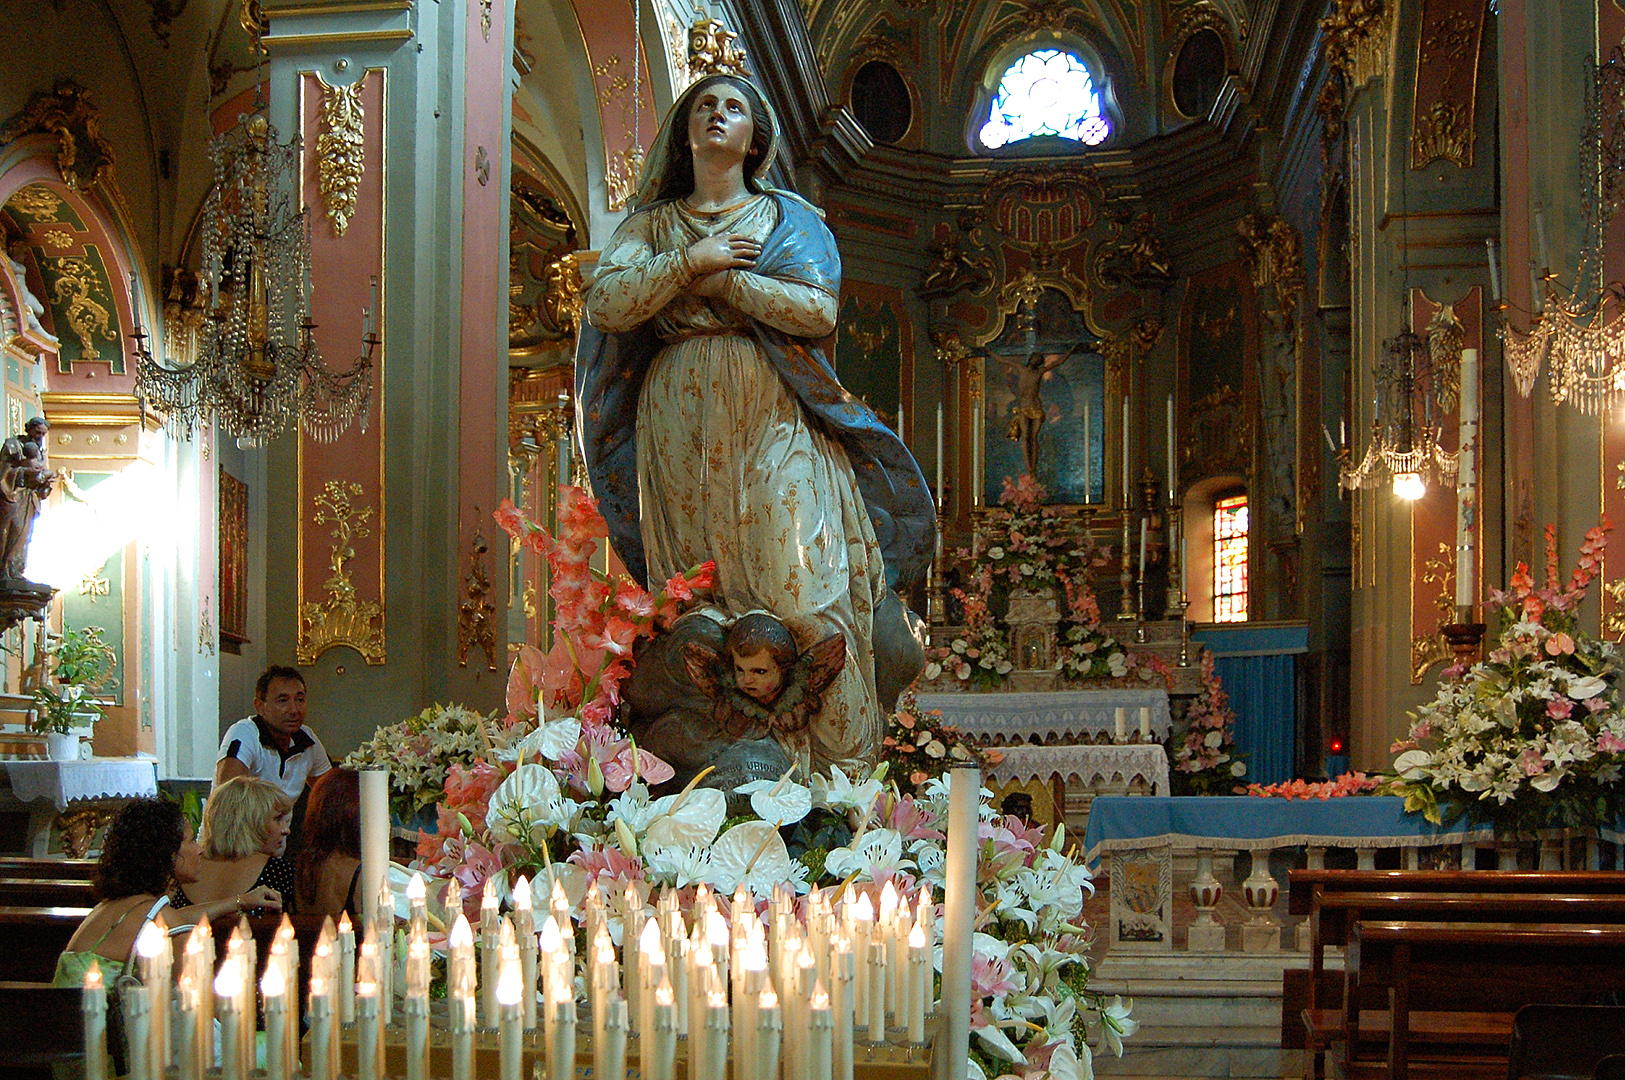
1287,869,1625,916
0,858,97,882
0,906,93,983
0,878,97,909
1314,890,1625,947
0,982,84,1069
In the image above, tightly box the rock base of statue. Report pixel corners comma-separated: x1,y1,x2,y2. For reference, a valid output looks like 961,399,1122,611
0,577,53,633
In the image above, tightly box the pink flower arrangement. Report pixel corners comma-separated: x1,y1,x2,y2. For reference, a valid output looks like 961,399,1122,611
1244,772,1381,799
1172,651,1247,794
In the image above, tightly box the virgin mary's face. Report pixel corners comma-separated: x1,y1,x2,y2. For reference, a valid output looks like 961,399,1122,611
687,82,755,163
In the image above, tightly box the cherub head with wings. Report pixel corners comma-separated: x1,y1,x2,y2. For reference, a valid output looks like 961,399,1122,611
683,612,846,741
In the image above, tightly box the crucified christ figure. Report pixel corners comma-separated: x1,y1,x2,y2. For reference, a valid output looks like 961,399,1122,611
999,342,1081,477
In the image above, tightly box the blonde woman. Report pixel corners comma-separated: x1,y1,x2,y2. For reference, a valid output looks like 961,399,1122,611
173,775,294,914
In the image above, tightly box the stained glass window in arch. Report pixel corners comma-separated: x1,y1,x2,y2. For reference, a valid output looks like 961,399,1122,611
978,49,1110,149
1213,494,1249,623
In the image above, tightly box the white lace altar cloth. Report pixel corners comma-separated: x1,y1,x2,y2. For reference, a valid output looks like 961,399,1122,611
915,688,1172,745
988,743,1170,795
4,758,159,811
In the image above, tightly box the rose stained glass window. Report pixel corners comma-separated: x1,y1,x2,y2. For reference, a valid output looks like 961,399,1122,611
1213,494,1248,623
978,50,1110,149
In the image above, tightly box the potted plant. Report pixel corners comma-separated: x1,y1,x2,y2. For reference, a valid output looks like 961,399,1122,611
30,625,116,760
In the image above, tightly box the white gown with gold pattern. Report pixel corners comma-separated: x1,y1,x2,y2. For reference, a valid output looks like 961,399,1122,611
585,194,885,772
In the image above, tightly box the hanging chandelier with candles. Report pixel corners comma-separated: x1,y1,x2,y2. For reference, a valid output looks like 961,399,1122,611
1492,47,1625,413
134,108,375,445
1339,305,1459,501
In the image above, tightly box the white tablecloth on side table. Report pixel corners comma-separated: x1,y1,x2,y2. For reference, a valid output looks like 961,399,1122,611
987,743,1170,795
916,688,1172,744
3,758,159,811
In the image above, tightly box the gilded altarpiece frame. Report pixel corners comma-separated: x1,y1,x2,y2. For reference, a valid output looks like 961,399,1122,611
1407,286,1482,683
296,69,387,666
219,467,248,648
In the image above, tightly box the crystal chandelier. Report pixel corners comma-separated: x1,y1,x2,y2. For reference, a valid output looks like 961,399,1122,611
1494,48,1625,413
1339,311,1458,501
134,109,374,445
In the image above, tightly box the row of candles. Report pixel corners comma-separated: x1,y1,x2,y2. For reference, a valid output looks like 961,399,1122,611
82,767,986,1080
1112,705,1154,743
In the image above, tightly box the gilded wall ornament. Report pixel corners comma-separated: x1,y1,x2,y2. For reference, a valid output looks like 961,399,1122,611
46,256,115,361
1185,386,1253,479
1321,0,1392,88
458,531,499,672
1236,213,1305,318
316,80,366,237
687,17,752,78
6,186,63,221
297,479,385,665
1098,210,1175,291
1411,541,1454,683
1423,300,1464,412
0,82,116,192
1410,100,1472,169
480,0,493,41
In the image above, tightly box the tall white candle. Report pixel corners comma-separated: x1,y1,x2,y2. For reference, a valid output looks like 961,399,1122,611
851,893,872,1031
651,980,677,1080
906,921,928,1045
263,963,289,1080
406,936,431,1080
359,769,390,927
941,768,980,1080
551,984,577,1080
211,959,238,1080
338,912,357,1023
134,920,166,1080
356,977,381,1080
866,939,886,1041
309,978,333,1080
704,989,731,1080
1114,706,1126,743
936,403,945,507
1139,705,1152,739
481,879,501,1027
452,984,475,1080
83,960,107,1080
498,955,523,1080
1486,238,1503,301
809,981,834,1080
604,997,629,1080
1166,394,1175,496
1139,516,1148,571
898,405,906,443
758,985,783,1080
832,935,854,1080
1122,396,1131,504
1455,348,1479,611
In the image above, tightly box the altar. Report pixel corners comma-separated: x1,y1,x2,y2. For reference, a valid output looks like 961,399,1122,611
914,688,1172,744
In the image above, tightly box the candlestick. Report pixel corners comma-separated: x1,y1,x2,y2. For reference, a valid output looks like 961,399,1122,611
942,768,979,1080
1455,348,1479,611
832,935,854,1080
809,981,833,1080
906,920,928,1045
1486,238,1503,301
1082,402,1092,501
82,960,107,1080
651,980,677,1080
338,911,357,1023
1139,704,1152,740
759,984,783,1080
551,983,577,1080
1114,706,1126,743
212,958,239,1080
1121,395,1130,505
357,977,381,1080
498,955,523,1080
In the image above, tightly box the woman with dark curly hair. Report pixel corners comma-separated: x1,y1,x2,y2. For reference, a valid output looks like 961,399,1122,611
54,798,282,985
293,766,362,919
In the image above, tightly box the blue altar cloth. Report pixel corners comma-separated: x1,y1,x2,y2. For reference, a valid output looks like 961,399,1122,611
1081,795,1499,866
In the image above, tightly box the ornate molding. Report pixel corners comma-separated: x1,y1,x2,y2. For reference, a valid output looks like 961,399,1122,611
0,83,116,192
45,256,115,362
1409,0,1484,169
688,16,752,79
1321,0,1392,89
297,479,385,665
1411,541,1453,684
458,531,499,671
1237,213,1305,319
316,79,365,237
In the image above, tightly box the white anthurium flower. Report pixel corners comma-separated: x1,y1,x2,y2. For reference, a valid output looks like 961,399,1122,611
1048,1038,1089,1080
708,820,796,895
973,1020,1027,1064
509,713,582,763
823,827,911,882
1393,749,1433,780
811,764,883,817
486,763,563,839
964,1057,987,1080
643,786,727,851
734,771,812,827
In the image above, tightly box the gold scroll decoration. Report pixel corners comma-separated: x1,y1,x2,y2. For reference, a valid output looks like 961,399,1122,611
316,79,365,237
0,81,116,192
1409,0,1485,169
297,479,385,665
46,255,115,361
458,531,499,672
1321,0,1393,88
1410,540,1453,683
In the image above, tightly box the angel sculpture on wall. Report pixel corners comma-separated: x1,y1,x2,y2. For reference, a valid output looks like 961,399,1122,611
683,613,847,745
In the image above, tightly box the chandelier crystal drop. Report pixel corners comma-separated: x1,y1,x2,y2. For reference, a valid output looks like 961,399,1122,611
134,110,374,444
1339,322,1458,498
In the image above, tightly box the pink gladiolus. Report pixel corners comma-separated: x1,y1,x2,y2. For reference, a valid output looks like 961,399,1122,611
492,498,528,539
505,643,547,722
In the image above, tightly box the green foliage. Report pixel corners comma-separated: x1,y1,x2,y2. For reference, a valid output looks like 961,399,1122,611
30,625,116,734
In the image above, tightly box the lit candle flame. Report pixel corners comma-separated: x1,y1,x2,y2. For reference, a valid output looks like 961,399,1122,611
514,876,532,911
262,962,286,997
811,981,829,1010
214,956,241,998
708,989,728,1009
879,881,898,921
759,985,778,1009
539,915,562,953
743,939,767,972
338,912,353,935
832,932,851,955
706,908,729,947
640,916,661,952
134,920,164,959
450,913,474,949
407,872,426,902
496,957,522,1006
655,981,674,1007
482,878,499,907
909,920,926,948
357,979,378,998
84,960,102,990
853,893,874,922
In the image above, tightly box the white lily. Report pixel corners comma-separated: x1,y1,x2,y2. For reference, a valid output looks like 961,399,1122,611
642,845,713,888
823,827,911,882
1089,995,1138,1058
486,763,567,839
810,763,883,816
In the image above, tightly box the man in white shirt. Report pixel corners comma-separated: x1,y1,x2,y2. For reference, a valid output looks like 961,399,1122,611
214,665,332,799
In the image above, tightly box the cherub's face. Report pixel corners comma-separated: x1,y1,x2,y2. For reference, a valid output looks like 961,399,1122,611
732,647,785,705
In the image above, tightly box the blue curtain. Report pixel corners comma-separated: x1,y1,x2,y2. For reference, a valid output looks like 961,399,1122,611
1213,653,1297,786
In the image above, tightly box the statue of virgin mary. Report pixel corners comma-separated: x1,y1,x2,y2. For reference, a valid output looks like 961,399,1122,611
576,73,934,775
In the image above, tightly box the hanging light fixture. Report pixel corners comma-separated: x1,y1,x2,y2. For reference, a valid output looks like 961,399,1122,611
1339,311,1458,500
1493,47,1625,411
133,102,375,445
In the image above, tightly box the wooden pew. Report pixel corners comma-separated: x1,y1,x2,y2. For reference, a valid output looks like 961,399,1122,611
1288,869,1625,921
0,877,97,908
1345,920,1625,1080
0,858,97,881
0,982,83,1079
0,906,91,983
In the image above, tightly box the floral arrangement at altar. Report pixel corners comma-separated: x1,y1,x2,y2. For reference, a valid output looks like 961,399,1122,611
1170,651,1246,795
1243,773,1380,799
883,690,1001,797
345,703,497,819
925,474,1167,694
1390,519,1625,832
389,485,1132,1078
